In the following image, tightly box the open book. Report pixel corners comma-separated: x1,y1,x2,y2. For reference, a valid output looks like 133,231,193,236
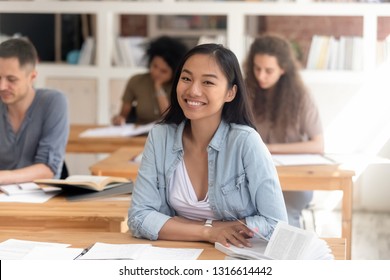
34,175,130,192
215,222,334,260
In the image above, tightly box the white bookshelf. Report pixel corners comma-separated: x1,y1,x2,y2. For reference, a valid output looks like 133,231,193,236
1,1,389,124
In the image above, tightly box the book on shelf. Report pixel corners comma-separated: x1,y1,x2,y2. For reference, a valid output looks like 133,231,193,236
34,175,130,192
215,222,334,260
307,34,363,70
197,34,226,46
78,37,95,65
114,36,147,67
376,34,390,65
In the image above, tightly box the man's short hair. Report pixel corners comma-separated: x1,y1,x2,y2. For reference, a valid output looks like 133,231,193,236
0,38,38,68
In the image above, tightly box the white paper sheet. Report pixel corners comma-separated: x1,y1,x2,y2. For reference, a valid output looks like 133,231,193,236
77,242,203,260
22,247,84,260
0,191,59,203
79,122,154,138
0,239,70,260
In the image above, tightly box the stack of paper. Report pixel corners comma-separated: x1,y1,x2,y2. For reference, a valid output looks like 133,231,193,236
0,183,60,203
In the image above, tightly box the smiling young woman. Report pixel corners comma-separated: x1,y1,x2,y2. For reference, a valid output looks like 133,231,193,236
128,43,287,249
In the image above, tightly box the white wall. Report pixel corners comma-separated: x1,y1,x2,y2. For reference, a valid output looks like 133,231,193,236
305,61,390,211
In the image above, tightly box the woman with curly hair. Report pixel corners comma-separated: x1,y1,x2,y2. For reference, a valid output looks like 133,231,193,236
112,36,188,125
245,33,324,228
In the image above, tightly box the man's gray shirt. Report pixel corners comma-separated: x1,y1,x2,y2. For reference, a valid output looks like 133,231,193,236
0,89,69,178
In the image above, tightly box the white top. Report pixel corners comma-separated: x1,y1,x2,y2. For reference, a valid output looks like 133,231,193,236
168,160,216,221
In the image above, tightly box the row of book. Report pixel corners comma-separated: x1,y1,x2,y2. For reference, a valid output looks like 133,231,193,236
306,35,364,71
306,34,390,71
112,36,147,67
376,35,390,65
112,35,226,67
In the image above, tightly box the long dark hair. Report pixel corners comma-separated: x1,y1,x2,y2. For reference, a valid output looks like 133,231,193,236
245,33,308,132
161,43,256,130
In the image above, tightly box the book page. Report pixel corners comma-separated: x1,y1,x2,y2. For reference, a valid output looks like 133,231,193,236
65,175,111,184
35,175,129,191
215,238,272,260
264,222,314,260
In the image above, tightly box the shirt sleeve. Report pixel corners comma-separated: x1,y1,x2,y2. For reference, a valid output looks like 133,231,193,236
128,126,174,240
34,91,69,178
243,130,288,239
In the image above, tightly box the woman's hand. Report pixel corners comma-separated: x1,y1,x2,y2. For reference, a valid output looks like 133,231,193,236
112,115,125,126
206,224,255,248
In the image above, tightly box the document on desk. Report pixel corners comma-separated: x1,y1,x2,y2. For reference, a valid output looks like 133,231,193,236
22,247,84,260
0,239,70,260
272,154,337,166
0,189,60,203
79,122,155,138
77,242,203,260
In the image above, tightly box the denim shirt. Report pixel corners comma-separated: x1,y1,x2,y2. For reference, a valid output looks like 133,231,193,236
128,120,287,240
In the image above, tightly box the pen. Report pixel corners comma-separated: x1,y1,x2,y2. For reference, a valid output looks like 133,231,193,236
73,245,92,260
224,210,267,240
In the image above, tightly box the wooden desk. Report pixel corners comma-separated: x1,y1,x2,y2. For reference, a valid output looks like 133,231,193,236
276,164,354,260
0,195,130,232
67,124,147,153
0,231,346,260
90,146,144,181
90,147,355,259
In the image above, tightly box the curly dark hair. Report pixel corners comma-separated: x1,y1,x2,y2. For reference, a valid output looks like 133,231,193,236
146,36,188,75
244,33,308,134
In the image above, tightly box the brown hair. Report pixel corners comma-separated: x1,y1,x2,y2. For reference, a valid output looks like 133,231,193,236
244,33,308,134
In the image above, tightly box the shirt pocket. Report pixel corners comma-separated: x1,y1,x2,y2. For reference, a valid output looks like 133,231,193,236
220,173,252,215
